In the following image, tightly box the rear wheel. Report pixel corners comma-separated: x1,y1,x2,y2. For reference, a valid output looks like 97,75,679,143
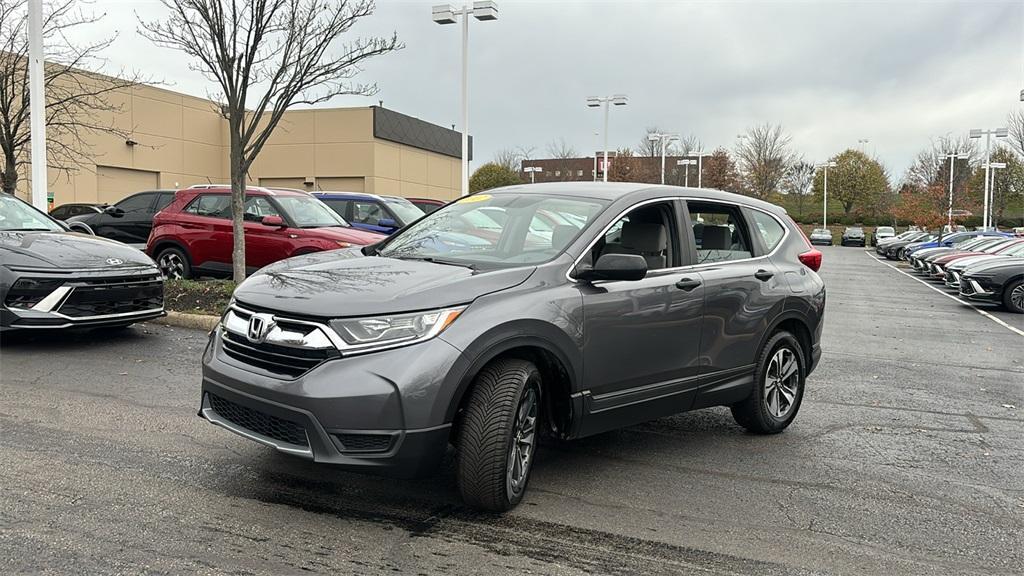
156,246,192,280
1003,279,1024,314
456,358,541,512
732,331,806,434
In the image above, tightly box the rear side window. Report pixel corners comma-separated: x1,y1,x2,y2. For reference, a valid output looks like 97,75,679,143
687,201,754,264
116,193,155,213
154,192,175,211
749,210,786,252
322,199,352,219
184,194,231,218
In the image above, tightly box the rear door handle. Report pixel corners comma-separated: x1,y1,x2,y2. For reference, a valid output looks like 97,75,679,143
675,278,702,291
754,269,775,281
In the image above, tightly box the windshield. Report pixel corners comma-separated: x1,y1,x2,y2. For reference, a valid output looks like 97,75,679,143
0,195,63,232
275,196,348,228
378,193,608,267
382,197,425,225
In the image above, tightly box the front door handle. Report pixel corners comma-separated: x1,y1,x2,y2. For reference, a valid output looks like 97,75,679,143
754,269,775,281
675,278,702,291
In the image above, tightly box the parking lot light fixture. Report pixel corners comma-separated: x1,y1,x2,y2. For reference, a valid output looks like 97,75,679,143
432,2,499,196
969,127,1009,230
815,161,837,228
586,94,628,182
938,151,969,231
984,161,1007,227
690,151,710,188
676,158,697,187
523,165,542,183
648,132,679,184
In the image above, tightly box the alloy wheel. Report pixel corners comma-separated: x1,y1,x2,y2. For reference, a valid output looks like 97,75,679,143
1012,284,1024,311
506,384,539,498
158,253,185,279
763,348,799,419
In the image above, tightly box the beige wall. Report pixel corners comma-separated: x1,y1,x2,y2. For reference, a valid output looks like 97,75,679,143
15,78,462,207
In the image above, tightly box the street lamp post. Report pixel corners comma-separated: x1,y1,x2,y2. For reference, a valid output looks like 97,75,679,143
28,0,47,210
676,159,697,187
647,132,678,184
432,2,498,197
523,166,542,183
969,127,1008,230
815,161,837,228
984,161,1007,227
938,151,968,231
586,94,628,182
691,152,710,188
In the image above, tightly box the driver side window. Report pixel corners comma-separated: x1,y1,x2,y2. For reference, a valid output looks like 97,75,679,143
585,202,677,271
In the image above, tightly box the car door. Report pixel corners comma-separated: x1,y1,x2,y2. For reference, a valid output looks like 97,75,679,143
180,194,233,272
576,199,705,436
94,192,156,243
685,200,788,408
242,196,292,270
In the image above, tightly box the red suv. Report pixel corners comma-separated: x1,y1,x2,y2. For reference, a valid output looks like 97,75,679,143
146,186,385,279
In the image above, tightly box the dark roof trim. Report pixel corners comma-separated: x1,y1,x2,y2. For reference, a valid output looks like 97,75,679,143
372,106,472,160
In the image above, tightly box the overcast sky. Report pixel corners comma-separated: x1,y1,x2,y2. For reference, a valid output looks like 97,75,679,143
76,0,1023,181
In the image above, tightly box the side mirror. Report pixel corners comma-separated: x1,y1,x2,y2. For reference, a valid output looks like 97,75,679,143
377,218,398,230
575,253,648,282
104,205,125,217
261,215,286,228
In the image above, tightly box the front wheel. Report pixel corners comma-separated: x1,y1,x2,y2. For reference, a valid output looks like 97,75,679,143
456,358,542,512
731,331,806,434
1003,279,1024,314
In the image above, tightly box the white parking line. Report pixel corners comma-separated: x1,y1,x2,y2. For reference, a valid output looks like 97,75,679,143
864,251,1024,338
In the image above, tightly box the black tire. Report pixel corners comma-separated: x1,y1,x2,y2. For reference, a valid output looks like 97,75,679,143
156,246,192,280
731,331,806,434
1003,279,1024,314
456,358,542,512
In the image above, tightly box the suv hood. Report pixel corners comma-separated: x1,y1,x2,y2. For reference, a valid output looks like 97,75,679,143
233,249,535,317
0,231,155,269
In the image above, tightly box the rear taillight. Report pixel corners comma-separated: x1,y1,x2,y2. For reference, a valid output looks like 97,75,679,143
798,249,822,272
788,216,822,272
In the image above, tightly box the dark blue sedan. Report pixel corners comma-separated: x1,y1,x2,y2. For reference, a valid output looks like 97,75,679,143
313,192,426,235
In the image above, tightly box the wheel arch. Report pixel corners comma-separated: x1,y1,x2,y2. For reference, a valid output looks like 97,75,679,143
150,239,193,264
759,310,814,372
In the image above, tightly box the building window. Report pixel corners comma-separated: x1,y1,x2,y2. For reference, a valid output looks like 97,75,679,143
555,170,561,177
577,170,583,177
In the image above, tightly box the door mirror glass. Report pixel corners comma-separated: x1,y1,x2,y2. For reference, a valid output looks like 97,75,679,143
378,217,398,229
261,215,286,227
577,253,647,282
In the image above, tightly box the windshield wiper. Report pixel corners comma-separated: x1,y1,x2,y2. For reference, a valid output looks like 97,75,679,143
391,255,476,270
0,228,54,232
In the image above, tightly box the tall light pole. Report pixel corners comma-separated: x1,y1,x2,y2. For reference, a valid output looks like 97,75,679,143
815,161,836,228
586,94,628,182
969,127,1008,230
938,151,968,231
985,161,1006,228
647,132,678,184
592,130,599,181
28,0,47,209
676,159,697,187
691,151,710,188
858,138,869,153
523,166,542,183
432,2,498,197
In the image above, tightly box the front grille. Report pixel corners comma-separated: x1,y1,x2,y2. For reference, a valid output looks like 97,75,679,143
333,433,393,453
4,278,64,309
57,275,163,317
221,321,340,377
208,393,309,447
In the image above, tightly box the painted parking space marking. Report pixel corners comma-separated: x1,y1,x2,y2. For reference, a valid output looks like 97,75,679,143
864,251,1024,338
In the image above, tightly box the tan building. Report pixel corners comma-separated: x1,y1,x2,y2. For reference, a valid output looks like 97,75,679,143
15,82,468,207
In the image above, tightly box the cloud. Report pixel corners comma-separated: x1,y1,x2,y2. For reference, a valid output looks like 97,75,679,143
70,0,1023,181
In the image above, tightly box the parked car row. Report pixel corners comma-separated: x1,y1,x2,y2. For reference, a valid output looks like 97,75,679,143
809,226,869,247
879,230,1024,313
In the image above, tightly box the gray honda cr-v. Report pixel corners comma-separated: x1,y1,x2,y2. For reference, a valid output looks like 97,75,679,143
199,183,825,511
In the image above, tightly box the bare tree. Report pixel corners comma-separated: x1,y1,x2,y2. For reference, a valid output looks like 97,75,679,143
735,123,795,199
492,144,536,173
636,127,671,157
1008,109,1024,158
905,134,977,189
546,137,577,159
140,0,400,281
783,159,815,220
0,0,141,196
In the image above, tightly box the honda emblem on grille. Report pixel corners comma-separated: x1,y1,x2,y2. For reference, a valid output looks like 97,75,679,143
105,257,124,266
247,313,276,343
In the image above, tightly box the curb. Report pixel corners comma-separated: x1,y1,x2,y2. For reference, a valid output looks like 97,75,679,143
151,310,220,332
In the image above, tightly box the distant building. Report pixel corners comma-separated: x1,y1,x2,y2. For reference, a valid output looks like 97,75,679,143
520,152,705,185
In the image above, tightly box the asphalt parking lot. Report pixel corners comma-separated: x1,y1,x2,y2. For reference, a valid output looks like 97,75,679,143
1,246,1022,576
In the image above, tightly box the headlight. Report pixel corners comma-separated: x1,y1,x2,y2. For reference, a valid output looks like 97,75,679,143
331,307,464,351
